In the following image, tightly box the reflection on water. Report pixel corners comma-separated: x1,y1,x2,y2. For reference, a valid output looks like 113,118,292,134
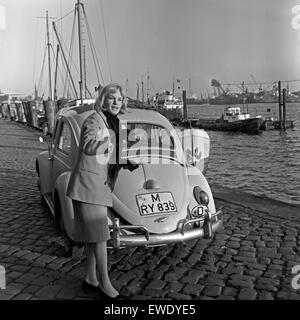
188,103,300,205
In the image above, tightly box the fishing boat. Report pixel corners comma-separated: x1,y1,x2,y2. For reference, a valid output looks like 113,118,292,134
184,106,263,134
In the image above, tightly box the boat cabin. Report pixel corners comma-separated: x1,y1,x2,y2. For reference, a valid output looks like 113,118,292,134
223,106,250,122
153,91,183,110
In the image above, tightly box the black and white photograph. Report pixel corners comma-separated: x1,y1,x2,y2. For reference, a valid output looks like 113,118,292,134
0,0,300,307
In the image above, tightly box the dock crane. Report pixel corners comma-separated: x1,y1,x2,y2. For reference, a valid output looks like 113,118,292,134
211,79,227,96
250,74,262,93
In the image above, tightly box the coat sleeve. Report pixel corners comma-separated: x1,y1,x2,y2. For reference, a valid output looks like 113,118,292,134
81,114,110,156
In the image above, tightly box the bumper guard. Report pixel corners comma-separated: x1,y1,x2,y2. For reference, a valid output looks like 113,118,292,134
108,209,223,249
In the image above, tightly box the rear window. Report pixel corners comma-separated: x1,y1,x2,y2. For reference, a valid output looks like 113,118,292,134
120,122,179,163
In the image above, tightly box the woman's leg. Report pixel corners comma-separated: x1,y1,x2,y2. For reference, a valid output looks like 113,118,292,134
84,243,99,287
94,240,119,298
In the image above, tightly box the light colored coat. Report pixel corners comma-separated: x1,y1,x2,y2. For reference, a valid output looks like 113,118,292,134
67,111,113,206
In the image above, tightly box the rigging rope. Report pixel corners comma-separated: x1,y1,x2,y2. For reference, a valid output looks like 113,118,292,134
37,42,48,96
81,4,104,86
32,18,39,95
63,9,78,98
53,15,80,99
36,22,48,97
51,43,76,99
54,8,75,24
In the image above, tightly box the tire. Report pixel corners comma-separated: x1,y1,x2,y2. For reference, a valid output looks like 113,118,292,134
54,193,78,256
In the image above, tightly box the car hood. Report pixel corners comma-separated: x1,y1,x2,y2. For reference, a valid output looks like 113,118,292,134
112,162,190,233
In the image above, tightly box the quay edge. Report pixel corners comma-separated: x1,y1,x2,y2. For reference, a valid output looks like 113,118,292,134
211,184,300,219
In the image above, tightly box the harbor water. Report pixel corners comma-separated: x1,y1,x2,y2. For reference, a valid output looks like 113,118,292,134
188,102,300,206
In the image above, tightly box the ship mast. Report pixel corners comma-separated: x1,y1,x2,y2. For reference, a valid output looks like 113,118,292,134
136,82,140,102
83,45,87,99
141,78,145,104
53,45,59,100
77,0,84,105
172,78,175,94
46,11,52,100
125,74,129,98
146,70,150,104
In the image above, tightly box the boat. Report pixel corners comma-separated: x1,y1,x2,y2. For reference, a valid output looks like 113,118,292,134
260,116,295,131
152,90,184,121
152,90,183,109
185,106,263,134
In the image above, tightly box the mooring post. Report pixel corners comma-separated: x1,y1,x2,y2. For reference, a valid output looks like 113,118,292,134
278,81,282,130
183,90,187,120
282,88,286,131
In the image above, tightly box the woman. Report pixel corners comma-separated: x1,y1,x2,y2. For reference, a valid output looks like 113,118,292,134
67,83,127,299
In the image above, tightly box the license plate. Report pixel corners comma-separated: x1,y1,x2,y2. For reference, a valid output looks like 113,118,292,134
136,192,177,216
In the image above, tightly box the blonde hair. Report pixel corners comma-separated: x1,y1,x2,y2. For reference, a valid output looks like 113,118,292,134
94,83,127,114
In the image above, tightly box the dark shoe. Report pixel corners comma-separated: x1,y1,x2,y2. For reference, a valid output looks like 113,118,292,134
82,281,121,300
97,287,121,301
81,280,100,294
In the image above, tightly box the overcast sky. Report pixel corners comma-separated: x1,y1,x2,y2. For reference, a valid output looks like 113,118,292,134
1,0,300,99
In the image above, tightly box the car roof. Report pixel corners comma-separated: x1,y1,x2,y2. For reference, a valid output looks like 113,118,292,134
60,105,174,137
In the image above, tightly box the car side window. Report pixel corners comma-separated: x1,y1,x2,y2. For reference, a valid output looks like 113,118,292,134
57,122,72,155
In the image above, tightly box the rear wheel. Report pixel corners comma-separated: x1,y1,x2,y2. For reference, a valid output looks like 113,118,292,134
54,193,78,257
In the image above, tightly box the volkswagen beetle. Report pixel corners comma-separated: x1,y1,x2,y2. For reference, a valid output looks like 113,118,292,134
36,103,223,250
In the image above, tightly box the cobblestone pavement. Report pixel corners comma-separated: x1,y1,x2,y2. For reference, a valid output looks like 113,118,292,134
0,118,300,300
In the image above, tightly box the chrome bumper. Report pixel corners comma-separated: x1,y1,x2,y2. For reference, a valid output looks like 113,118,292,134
108,209,223,249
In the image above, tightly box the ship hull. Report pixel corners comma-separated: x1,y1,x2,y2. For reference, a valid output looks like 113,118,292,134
192,117,263,134
156,108,183,121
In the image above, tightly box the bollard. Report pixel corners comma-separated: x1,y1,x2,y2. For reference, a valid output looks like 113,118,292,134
23,101,32,125
2,103,9,120
16,103,22,122
22,101,29,124
16,102,26,123
10,103,18,121
0,265,5,289
28,100,39,129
